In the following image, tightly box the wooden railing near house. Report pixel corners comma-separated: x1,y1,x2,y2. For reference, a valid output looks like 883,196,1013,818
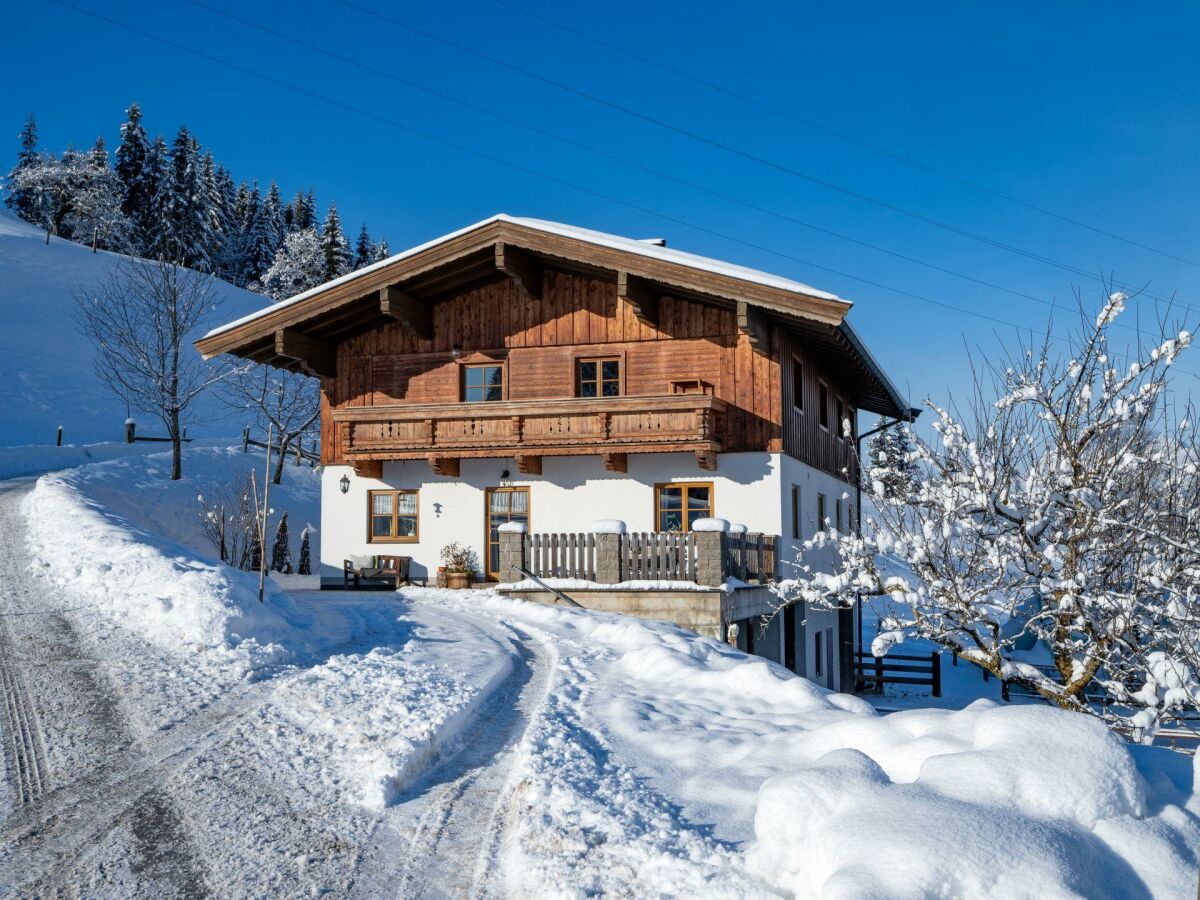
854,650,942,698
331,395,725,471
504,529,776,587
621,532,698,582
527,532,597,581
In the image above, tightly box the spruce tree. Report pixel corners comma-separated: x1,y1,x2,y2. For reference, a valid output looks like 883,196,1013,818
353,222,375,270
297,526,312,576
373,238,391,262
320,201,350,280
262,180,285,258
115,104,154,251
160,126,213,270
289,188,316,231
271,512,293,573
141,134,169,258
5,113,39,219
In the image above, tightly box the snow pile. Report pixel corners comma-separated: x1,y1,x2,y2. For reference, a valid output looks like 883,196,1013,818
466,595,1200,899
590,518,626,534
22,446,323,674
0,209,263,447
690,517,730,532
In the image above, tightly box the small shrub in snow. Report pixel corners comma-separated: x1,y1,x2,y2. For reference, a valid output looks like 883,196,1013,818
297,526,312,576
440,542,478,574
197,473,259,570
271,511,293,574
776,293,1200,736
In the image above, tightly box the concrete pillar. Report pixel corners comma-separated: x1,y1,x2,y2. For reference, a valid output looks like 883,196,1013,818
593,532,622,584
694,531,725,587
497,529,526,583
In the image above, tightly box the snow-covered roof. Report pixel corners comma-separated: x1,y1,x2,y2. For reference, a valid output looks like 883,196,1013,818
203,214,846,339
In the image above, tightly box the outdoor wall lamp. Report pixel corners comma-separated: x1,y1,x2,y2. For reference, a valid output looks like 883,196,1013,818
500,468,511,487
339,473,351,494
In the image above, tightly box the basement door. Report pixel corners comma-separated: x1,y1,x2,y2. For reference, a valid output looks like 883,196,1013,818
485,487,530,580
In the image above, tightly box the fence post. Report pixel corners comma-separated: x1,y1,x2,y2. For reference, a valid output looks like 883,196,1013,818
693,530,724,587
931,652,942,698
875,654,884,695
1001,679,1010,703
124,420,136,443
56,426,63,447
593,532,622,584
242,426,250,453
497,529,526,583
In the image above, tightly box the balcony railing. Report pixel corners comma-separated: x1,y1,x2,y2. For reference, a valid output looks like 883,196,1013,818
332,394,725,465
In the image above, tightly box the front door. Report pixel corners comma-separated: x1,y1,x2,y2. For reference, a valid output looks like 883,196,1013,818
485,487,530,580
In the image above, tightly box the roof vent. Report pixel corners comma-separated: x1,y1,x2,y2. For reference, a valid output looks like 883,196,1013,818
638,237,667,247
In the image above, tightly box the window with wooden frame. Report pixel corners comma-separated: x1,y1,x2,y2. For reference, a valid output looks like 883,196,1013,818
576,357,621,398
792,358,805,412
462,364,504,402
835,498,844,532
817,492,827,530
368,489,419,542
655,482,713,532
818,381,829,430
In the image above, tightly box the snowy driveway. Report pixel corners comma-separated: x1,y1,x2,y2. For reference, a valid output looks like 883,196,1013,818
0,479,547,897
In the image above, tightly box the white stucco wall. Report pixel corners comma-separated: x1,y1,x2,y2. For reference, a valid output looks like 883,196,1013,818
321,451,786,580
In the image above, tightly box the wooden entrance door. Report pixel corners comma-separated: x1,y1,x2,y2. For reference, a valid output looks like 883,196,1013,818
485,487,530,580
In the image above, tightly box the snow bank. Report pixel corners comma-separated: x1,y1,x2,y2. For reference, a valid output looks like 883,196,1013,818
22,446,323,674
464,594,1200,899
0,439,176,481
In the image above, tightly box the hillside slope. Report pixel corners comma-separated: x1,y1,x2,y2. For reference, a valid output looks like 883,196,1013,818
0,210,265,446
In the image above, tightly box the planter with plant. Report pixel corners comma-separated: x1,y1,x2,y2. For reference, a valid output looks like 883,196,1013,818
440,542,478,589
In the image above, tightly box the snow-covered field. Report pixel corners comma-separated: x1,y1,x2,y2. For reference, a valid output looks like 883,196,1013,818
3,447,1199,897
0,209,265,446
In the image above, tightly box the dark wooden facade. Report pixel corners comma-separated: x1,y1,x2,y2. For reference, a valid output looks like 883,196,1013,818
318,267,858,481
197,217,906,484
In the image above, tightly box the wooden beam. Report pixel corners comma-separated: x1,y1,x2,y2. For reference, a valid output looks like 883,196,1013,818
495,242,542,299
736,300,768,352
429,456,460,477
352,459,383,478
602,452,627,473
515,454,542,475
616,271,659,327
274,328,335,378
379,285,433,340
695,449,718,471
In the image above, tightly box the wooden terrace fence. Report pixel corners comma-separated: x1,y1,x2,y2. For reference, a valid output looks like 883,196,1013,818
509,530,778,586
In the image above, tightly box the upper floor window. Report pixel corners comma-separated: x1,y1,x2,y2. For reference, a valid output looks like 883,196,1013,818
463,364,503,402
818,382,830,430
792,359,805,412
369,489,419,542
577,358,620,398
655,482,713,532
836,398,846,440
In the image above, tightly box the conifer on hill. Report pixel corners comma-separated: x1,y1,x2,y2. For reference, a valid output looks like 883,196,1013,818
5,113,39,220
320,201,350,280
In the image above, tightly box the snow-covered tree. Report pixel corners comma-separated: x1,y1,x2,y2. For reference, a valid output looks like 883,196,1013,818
320,202,351,280
297,526,312,576
263,226,325,300
157,126,213,270
76,258,235,479
115,103,152,240
774,293,1200,737
866,416,918,502
353,222,375,270
271,511,293,574
373,238,390,262
5,113,39,219
11,149,124,247
221,362,320,484
287,188,316,232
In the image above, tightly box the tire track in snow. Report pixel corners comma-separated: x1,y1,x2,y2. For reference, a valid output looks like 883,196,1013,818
0,481,211,897
350,621,553,899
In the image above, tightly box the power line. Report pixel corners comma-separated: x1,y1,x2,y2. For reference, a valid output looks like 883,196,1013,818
50,0,1052,340
336,0,1179,306
489,0,1200,271
182,0,1062,315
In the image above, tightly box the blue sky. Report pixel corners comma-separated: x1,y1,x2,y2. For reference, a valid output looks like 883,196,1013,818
5,1,1200,423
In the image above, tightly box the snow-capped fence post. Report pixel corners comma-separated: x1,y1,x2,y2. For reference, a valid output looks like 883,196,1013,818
496,524,527,582
124,419,135,443
56,426,62,447
593,533,622,584
693,531,725,588
931,652,941,698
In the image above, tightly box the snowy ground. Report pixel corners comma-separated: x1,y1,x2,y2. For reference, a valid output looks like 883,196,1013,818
3,447,1199,897
0,209,265,447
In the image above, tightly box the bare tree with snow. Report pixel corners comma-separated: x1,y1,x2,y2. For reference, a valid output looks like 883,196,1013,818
221,363,320,484
775,291,1200,737
76,258,234,479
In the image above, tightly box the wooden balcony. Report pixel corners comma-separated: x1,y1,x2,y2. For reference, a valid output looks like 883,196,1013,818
331,394,725,474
